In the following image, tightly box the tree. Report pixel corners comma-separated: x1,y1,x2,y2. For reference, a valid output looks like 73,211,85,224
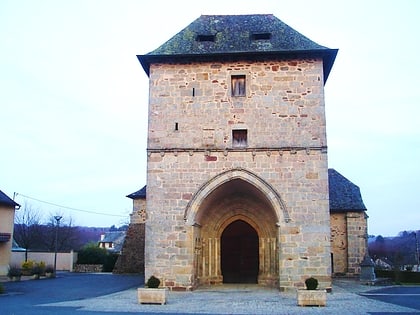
41,214,80,251
13,202,43,260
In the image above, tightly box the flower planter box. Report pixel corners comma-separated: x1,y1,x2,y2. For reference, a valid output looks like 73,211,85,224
297,289,327,307
137,288,167,305
10,276,21,282
31,274,40,280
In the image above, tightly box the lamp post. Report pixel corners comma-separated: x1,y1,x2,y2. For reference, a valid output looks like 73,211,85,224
415,231,420,272
53,215,62,277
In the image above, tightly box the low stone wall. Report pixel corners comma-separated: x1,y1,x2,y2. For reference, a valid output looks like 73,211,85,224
74,264,102,273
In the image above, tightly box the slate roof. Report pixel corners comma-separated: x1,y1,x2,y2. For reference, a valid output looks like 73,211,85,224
99,231,126,253
126,185,146,199
0,190,20,208
328,168,367,212
137,14,338,82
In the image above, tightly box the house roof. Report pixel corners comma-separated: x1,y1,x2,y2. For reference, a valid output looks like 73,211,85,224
0,190,20,208
126,185,146,199
12,238,26,252
137,14,338,82
328,168,367,212
99,231,126,253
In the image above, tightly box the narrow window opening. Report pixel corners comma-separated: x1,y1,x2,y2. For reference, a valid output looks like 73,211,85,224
175,122,179,131
192,88,195,97
251,32,272,40
196,34,215,42
231,75,246,97
232,130,247,148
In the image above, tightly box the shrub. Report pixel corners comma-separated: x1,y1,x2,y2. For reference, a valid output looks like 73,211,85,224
21,260,34,271
103,253,119,272
45,265,54,274
7,266,22,278
32,265,42,275
375,269,420,283
0,283,4,294
77,243,108,265
21,260,35,275
146,275,161,288
305,277,318,290
36,261,46,275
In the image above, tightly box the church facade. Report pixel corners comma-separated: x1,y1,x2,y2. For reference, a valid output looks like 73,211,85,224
135,14,359,291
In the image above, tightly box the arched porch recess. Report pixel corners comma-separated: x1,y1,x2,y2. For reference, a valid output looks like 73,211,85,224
184,168,290,287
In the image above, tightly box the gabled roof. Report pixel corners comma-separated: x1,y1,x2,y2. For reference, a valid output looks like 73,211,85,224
328,169,367,212
0,190,20,208
99,231,126,253
138,14,337,82
100,231,126,243
126,185,146,200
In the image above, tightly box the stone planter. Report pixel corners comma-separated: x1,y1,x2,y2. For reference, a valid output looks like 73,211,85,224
45,272,54,278
31,274,40,280
10,276,21,282
297,289,327,307
137,288,167,305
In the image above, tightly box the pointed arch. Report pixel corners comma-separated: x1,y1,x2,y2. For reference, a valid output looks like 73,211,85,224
184,167,290,225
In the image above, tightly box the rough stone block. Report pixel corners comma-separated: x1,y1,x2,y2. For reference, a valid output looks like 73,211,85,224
297,289,327,306
137,288,167,305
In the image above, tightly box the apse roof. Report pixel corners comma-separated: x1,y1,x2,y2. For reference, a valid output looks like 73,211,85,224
328,168,367,212
126,185,146,199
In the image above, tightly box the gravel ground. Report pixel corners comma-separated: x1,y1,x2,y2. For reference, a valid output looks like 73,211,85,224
41,279,419,314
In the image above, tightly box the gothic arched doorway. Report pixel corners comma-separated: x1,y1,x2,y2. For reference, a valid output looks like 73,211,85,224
184,168,286,287
221,220,259,283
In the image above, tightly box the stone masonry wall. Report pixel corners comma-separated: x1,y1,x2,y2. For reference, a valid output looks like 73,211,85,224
330,213,348,274
145,58,331,291
346,212,367,275
147,59,326,150
113,199,146,274
330,212,367,276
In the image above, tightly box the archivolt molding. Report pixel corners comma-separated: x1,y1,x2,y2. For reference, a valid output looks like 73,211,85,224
184,167,291,225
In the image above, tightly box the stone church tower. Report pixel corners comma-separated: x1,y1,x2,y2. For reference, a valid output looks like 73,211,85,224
137,14,338,291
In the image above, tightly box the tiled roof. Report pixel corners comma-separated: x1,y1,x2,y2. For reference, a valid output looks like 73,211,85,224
0,190,20,208
328,168,367,212
138,14,337,82
126,185,146,199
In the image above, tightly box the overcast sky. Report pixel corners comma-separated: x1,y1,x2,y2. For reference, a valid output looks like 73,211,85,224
1,0,419,236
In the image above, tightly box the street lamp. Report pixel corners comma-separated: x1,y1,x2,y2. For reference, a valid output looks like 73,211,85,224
415,231,420,272
53,215,62,277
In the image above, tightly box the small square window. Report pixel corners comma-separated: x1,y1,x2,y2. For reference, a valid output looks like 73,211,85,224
231,75,246,97
196,34,215,42
251,32,272,40
232,129,247,148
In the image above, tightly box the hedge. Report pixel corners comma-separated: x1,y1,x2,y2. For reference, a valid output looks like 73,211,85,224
375,269,420,283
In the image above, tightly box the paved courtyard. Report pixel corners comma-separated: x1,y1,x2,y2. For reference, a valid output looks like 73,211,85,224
1,273,419,314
